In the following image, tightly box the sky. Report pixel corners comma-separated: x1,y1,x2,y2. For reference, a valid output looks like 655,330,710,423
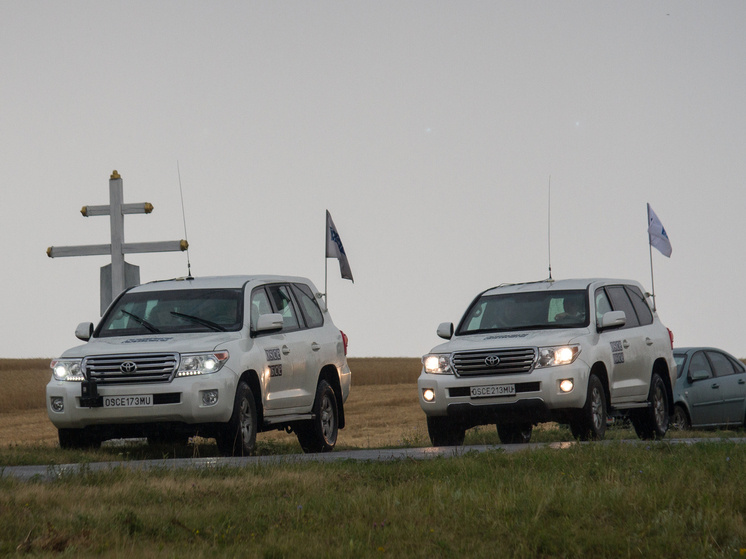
1,2,745,360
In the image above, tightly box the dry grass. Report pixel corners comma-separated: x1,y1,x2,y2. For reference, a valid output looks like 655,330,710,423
347,357,421,386
0,358,424,449
0,358,51,414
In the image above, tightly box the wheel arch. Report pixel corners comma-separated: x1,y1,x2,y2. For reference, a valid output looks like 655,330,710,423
589,362,610,410
653,357,675,411
238,369,264,427
318,364,345,429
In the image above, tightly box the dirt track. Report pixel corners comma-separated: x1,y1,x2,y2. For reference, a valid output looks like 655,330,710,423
0,384,428,450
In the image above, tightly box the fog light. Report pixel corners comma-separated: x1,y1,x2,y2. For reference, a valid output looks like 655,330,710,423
201,389,219,406
559,379,574,393
422,388,435,402
50,397,64,412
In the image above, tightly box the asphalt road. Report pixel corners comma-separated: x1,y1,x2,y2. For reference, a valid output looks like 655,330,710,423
3,438,745,482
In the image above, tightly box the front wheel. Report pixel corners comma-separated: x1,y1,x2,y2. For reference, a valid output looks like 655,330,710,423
569,374,607,441
426,416,465,447
296,380,339,453
631,373,669,440
216,381,257,456
496,423,532,444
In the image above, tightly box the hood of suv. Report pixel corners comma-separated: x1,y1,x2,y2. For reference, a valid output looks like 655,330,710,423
61,332,243,358
429,327,590,354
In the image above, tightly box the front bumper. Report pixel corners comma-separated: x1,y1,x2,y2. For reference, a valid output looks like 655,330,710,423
46,367,238,429
418,361,590,426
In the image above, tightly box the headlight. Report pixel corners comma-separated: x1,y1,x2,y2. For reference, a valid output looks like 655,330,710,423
423,354,453,374
536,345,580,367
50,359,85,381
177,351,229,377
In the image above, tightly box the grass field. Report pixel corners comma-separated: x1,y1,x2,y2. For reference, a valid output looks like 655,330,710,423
3,359,746,557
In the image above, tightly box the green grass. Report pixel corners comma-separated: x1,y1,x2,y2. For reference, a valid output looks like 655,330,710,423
2,441,746,557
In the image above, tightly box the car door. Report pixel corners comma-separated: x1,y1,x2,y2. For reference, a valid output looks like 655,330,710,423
684,351,723,427
290,282,329,408
601,286,648,400
250,286,297,411
265,284,308,411
706,350,746,426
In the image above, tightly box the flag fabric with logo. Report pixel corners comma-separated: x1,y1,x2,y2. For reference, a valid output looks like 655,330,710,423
326,210,354,282
647,203,672,257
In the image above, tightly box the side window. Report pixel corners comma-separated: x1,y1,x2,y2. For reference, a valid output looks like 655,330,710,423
689,351,712,380
732,357,746,374
250,288,272,331
606,286,640,328
708,351,736,377
594,289,613,325
674,354,687,379
625,285,653,326
267,285,300,330
292,283,324,329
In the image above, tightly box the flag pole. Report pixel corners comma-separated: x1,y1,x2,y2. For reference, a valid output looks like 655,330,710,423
647,204,657,312
649,239,657,312
324,212,328,308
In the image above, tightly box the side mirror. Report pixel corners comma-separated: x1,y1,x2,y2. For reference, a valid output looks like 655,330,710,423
256,313,284,332
75,322,94,341
689,369,710,382
437,322,454,340
598,310,626,331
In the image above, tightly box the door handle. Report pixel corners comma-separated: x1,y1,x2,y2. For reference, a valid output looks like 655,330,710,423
645,337,654,346
711,383,720,389
282,345,290,355
622,340,630,349
739,379,745,385
311,342,321,352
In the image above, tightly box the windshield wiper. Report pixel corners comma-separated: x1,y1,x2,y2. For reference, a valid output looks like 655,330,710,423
120,310,161,333
170,311,227,332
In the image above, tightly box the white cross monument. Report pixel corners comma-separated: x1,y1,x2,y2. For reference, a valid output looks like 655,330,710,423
47,170,188,315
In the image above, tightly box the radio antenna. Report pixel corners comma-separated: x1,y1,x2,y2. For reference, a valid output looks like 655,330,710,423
547,175,552,280
177,161,193,279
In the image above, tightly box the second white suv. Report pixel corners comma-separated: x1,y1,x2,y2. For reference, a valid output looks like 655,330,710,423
419,278,676,445
47,275,351,455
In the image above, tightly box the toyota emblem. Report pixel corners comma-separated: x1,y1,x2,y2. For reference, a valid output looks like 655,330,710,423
120,361,137,374
484,355,500,367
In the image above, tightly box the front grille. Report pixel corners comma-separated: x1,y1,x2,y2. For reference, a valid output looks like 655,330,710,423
452,348,536,377
84,353,179,385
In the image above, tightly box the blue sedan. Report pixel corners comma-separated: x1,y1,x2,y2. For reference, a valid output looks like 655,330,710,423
671,347,746,430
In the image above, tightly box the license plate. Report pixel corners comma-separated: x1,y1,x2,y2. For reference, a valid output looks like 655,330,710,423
470,384,515,398
103,395,153,408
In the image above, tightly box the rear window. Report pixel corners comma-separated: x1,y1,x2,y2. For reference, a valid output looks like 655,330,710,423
97,288,244,337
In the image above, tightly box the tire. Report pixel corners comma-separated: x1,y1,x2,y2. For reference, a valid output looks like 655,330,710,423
426,416,466,447
569,374,607,441
496,423,533,444
630,373,669,440
671,405,690,431
58,428,101,450
296,380,339,453
216,381,257,456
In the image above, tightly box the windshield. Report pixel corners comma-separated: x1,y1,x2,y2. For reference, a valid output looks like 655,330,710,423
457,289,589,335
97,288,244,338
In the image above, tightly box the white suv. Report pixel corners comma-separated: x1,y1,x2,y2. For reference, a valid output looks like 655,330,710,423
46,275,351,455
419,278,676,445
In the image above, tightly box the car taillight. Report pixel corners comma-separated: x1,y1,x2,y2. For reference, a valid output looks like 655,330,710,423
341,331,348,356
668,328,674,349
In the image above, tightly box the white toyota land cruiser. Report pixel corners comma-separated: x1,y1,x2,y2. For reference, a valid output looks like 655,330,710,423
46,275,351,455
419,278,676,445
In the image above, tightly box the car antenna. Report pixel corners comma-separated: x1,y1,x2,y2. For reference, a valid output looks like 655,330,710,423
547,175,553,281
177,161,193,280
